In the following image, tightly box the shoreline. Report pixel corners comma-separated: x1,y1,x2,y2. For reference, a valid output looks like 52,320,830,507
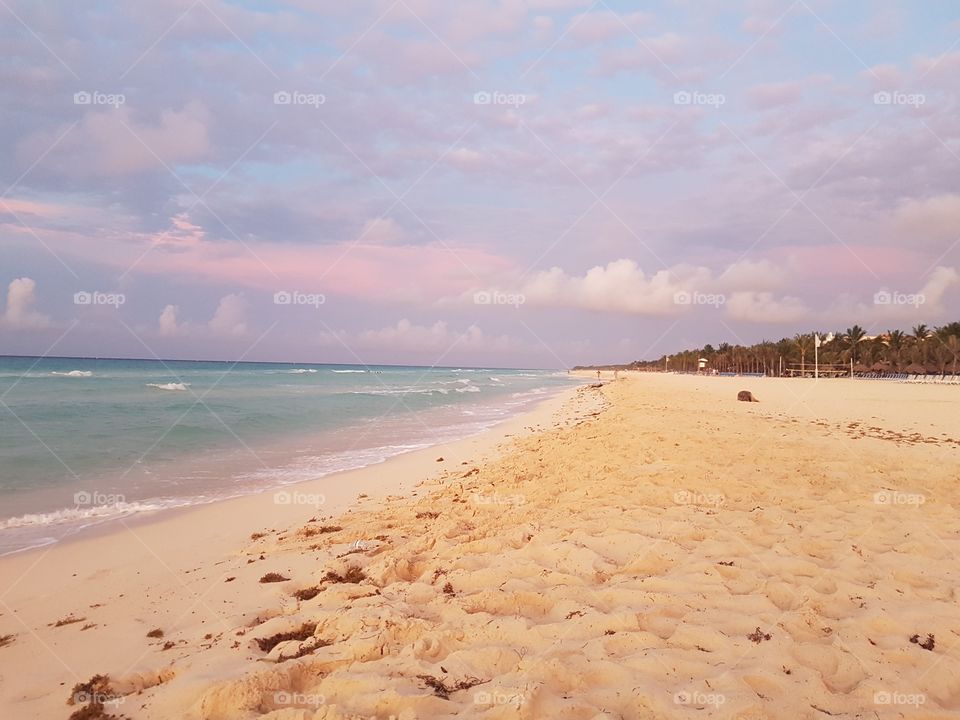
0,382,594,719
0,380,578,557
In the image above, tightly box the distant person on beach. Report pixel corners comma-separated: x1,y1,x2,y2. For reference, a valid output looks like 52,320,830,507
597,370,601,381
614,369,619,380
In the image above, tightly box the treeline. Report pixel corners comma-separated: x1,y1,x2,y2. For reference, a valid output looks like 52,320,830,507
577,322,960,376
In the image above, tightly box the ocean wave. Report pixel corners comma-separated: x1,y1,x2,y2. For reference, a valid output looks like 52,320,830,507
0,500,167,530
331,369,366,373
146,382,190,391
286,369,318,374
351,386,450,396
455,385,481,393
51,370,93,377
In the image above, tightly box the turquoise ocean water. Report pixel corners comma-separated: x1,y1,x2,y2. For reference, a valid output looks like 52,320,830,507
0,357,577,554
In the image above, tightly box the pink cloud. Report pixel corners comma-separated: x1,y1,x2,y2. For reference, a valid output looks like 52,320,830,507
17,102,210,177
747,80,803,109
135,226,516,303
565,10,653,46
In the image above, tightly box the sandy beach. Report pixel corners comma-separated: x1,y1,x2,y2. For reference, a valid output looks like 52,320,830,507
3,373,960,719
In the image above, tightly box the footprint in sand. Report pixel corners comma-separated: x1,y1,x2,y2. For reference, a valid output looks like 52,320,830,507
921,660,960,709
764,581,804,611
790,643,865,693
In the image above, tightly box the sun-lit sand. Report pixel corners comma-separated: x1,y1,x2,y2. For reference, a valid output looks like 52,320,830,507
3,374,960,719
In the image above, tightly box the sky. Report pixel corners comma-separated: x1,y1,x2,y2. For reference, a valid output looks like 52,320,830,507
1,0,959,368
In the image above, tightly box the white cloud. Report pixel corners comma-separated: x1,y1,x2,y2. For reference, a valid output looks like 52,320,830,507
1,277,50,329
158,304,180,336
518,259,710,315
497,258,799,317
208,294,247,337
320,319,513,353
894,194,960,245
725,291,810,323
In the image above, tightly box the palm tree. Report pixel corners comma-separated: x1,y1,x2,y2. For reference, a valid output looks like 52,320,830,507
630,319,958,376
911,324,931,365
885,330,906,369
793,333,813,375
842,325,867,363
933,325,960,375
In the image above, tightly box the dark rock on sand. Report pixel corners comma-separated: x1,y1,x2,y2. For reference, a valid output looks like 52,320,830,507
737,390,759,402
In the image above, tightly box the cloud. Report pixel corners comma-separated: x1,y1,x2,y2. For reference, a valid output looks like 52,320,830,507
714,259,788,293
565,10,652,46
1,277,50,329
747,81,803,109
320,318,513,354
158,304,180,336
208,294,247,337
830,266,959,323
516,259,708,315
894,193,960,246
725,291,809,323
17,102,210,178
502,258,798,317
357,217,405,244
